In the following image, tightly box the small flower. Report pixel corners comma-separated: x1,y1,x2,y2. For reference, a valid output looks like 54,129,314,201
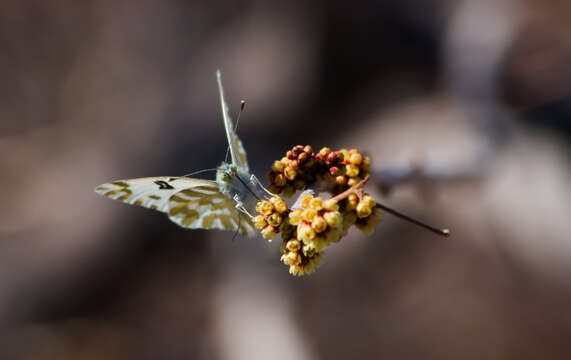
311,216,328,233
289,209,304,225
356,202,372,218
274,173,287,187
256,200,274,215
286,238,300,251
347,176,361,187
284,166,297,181
272,160,285,172
298,222,316,242
345,164,360,178
253,215,267,229
349,152,363,166
302,208,318,222
356,207,382,235
346,193,358,210
323,211,342,228
267,212,283,227
309,197,323,210
270,196,288,213
261,225,277,241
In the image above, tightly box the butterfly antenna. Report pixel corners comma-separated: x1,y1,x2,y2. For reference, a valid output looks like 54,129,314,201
224,100,246,163
182,168,218,177
235,100,246,132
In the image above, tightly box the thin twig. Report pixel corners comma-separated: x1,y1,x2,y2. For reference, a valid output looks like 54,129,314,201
375,202,450,237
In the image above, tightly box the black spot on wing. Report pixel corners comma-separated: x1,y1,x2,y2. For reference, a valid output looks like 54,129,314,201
154,180,174,190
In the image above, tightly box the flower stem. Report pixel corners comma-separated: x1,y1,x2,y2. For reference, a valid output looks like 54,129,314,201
330,175,370,202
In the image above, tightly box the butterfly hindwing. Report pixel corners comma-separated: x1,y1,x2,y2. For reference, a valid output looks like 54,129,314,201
168,184,255,235
216,70,249,173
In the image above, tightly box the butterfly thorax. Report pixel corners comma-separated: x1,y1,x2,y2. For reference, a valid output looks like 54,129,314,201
216,162,251,199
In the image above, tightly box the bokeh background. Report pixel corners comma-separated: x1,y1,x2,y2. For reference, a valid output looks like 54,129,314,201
1,0,571,359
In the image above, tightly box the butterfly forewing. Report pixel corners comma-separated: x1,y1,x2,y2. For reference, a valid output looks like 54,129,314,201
216,70,249,173
95,177,211,212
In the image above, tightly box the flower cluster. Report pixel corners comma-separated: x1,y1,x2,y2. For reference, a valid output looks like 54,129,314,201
268,146,371,197
256,146,382,276
253,196,291,242
280,194,343,275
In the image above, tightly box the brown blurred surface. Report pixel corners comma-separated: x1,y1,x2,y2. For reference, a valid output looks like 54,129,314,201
1,0,571,359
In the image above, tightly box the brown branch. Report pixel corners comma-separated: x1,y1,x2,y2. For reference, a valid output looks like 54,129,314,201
330,175,370,202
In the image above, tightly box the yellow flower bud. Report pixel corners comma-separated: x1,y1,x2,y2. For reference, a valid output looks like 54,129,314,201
323,211,342,228
302,208,318,222
274,173,287,187
286,239,300,251
303,243,317,258
253,215,267,229
301,193,313,208
284,166,297,181
323,199,339,211
356,202,372,218
272,160,285,172
267,212,283,227
347,177,361,187
288,209,304,225
298,223,316,242
289,264,302,276
284,251,300,265
340,149,349,161
349,152,362,165
361,194,376,208
346,164,360,177
356,208,381,235
270,196,288,213
261,225,277,241
311,216,328,233
258,200,274,215
335,175,347,185
347,194,358,210
309,197,323,210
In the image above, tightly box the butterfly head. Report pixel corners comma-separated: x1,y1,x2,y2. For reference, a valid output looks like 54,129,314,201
216,162,248,196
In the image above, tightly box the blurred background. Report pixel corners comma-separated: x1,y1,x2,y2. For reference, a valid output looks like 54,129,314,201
1,0,571,359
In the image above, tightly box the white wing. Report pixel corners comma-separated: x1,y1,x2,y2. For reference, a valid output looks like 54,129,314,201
95,176,207,212
95,176,255,235
168,183,255,235
216,70,250,173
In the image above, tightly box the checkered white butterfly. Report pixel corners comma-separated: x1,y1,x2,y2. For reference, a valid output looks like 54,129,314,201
95,71,263,235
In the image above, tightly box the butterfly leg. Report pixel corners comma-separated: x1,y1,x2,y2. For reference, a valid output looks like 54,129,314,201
250,174,276,199
233,194,254,219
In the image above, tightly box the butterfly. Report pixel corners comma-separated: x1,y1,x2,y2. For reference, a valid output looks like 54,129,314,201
94,70,261,236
